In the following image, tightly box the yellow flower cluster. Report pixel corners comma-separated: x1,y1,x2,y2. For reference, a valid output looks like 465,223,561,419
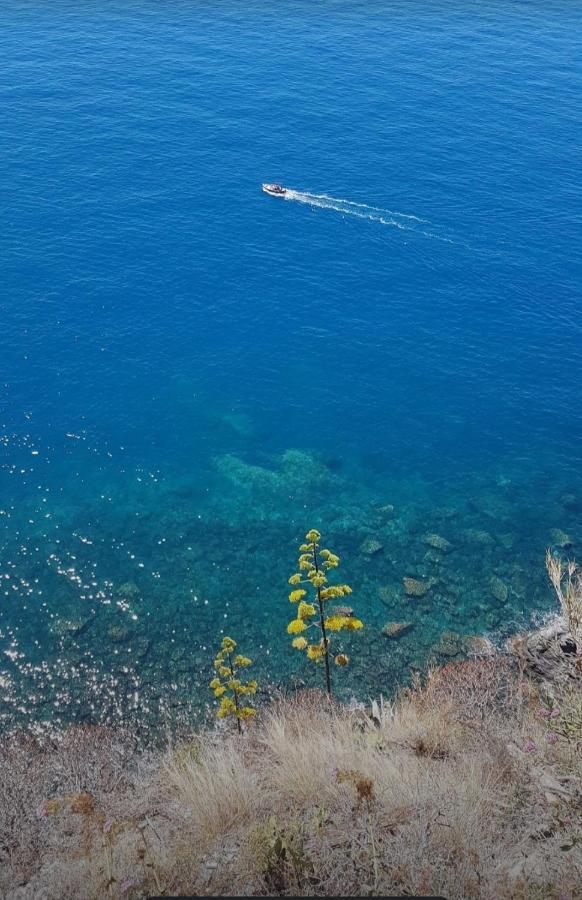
209,636,257,727
307,642,326,661
320,584,352,600
292,636,308,650
233,654,252,668
287,618,307,635
298,601,316,619
324,615,364,633
320,548,340,569
287,529,363,674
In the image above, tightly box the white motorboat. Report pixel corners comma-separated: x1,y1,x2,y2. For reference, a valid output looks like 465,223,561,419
262,183,287,197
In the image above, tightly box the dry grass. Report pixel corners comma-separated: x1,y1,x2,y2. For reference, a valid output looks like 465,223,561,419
546,550,582,643
1,662,581,899
166,738,262,842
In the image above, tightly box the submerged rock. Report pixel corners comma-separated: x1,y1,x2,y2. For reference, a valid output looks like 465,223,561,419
422,533,452,553
360,536,383,556
463,529,495,546
549,528,573,549
378,584,397,606
465,635,496,657
432,506,459,521
403,576,435,597
382,621,414,639
49,617,92,638
468,492,512,520
559,492,581,512
329,605,354,618
489,575,508,603
498,533,515,550
133,637,151,660
107,625,130,643
117,581,139,599
432,630,463,657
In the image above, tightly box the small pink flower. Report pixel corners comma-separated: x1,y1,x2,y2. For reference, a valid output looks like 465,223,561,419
523,740,536,753
547,731,558,744
537,707,551,718
550,707,561,718
103,818,115,834
120,878,137,894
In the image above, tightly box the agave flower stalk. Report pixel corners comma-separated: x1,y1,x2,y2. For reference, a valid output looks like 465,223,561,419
287,529,363,697
209,636,257,734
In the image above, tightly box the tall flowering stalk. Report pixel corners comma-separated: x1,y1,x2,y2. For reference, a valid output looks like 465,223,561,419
287,529,363,697
209,636,257,734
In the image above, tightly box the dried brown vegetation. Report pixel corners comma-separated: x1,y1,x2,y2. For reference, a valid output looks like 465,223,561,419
546,550,582,644
1,660,581,899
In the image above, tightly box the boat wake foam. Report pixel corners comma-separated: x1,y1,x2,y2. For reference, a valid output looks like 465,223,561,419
283,189,454,243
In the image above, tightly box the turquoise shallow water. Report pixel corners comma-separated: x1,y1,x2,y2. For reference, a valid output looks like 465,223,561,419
1,0,581,734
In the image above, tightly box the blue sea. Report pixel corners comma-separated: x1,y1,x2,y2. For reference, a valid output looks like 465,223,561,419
1,0,581,735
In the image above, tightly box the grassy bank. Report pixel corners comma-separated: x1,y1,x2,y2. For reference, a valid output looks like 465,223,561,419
1,652,580,899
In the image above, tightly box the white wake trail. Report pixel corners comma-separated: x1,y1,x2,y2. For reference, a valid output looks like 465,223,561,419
304,192,429,223
284,189,455,243
285,190,407,229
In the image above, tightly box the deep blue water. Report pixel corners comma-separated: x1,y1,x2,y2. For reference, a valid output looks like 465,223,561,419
1,0,581,734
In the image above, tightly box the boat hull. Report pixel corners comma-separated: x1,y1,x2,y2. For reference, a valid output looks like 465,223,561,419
262,183,287,197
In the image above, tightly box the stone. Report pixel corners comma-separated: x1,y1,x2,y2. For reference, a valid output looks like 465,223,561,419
174,659,192,674
560,492,581,512
378,585,397,605
468,493,511,520
433,506,459,521
382,621,414,639
489,575,508,603
170,645,186,662
329,605,354,618
465,635,496,657
432,631,463,657
49,617,92,638
107,625,129,643
403,576,434,597
360,536,383,556
116,581,139,599
422,533,452,553
463,529,495,546
549,528,573,549
133,637,151,660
